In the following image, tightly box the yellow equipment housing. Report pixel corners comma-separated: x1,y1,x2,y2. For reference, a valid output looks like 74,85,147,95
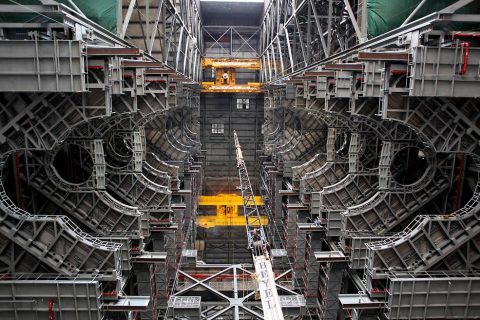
202,58,261,70
197,194,268,228
201,58,262,93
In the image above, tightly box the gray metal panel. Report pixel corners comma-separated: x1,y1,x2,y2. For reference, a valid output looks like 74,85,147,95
410,46,480,97
0,278,102,320
335,71,354,98
0,40,85,92
326,210,343,237
283,160,303,177
349,235,388,269
362,61,383,98
387,274,480,319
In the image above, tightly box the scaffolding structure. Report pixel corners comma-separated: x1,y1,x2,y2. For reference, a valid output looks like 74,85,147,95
260,0,480,319
0,1,202,319
0,0,479,319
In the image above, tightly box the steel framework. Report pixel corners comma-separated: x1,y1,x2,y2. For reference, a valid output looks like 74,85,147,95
260,1,480,319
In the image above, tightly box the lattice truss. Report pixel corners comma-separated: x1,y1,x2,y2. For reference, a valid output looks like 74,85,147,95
120,0,202,78
0,1,202,319
1,0,480,319
260,1,480,319
261,0,359,82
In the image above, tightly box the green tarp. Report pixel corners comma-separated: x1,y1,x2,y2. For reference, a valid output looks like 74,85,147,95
367,0,480,37
0,0,117,32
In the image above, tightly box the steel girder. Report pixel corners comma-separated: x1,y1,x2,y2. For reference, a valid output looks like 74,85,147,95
203,26,261,58
261,0,356,82
119,0,203,80
259,2,480,319
261,0,480,85
0,2,202,318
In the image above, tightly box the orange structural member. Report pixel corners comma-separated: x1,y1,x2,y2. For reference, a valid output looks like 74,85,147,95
197,194,268,228
202,58,261,70
201,81,261,93
201,58,262,93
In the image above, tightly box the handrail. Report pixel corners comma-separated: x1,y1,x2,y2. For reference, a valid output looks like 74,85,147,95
292,153,327,180
0,152,121,251
146,152,180,178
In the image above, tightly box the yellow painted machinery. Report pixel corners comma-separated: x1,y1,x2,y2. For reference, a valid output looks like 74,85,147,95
202,58,261,69
201,58,262,93
197,193,268,228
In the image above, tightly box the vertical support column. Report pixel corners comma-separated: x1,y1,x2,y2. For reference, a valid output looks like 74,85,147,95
136,263,159,320
293,227,307,285
327,0,333,55
363,61,383,98
357,0,368,41
92,139,106,189
379,63,391,119
378,142,393,190
319,262,346,320
168,83,177,109
183,36,190,75
156,260,169,316
174,207,185,261
348,133,360,173
310,192,321,216
326,128,336,161
109,56,123,95
164,229,178,283
175,28,184,71
183,172,193,242
262,167,280,248
304,232,322,307
133,131,143,172
317,76,328,99
104,59,112,116
335,71,353,98
295,84,306,108
192,49,198,81
285,207,299,257
135,68,145,96
139,126,147,160
136,259,169,320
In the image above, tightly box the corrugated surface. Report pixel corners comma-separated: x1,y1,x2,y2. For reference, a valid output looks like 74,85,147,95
367,0,480,37
0,0,117,32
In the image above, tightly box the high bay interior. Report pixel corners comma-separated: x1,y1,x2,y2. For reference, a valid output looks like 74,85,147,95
0,0,480,319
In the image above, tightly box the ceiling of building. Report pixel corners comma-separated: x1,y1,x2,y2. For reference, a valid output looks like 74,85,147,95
200,1,264,26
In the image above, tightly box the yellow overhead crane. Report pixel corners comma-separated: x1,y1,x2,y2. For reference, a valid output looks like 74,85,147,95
202,58,261,69
201,58,262,93
197,194,268,228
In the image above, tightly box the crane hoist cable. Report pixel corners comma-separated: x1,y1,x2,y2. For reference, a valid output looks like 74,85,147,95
233,130,284,320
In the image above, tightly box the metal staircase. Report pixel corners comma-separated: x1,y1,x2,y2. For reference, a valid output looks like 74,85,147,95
27,154,143,235
388,97,480,154
0,154,121,277
344,171,451,234
106,172,172,211
313,174,379,211
367,179,480,277
146,152,181,190
299,162,348,203
0,91,105,151
146,129,189,161
0,232,53,274
143,162,173,189
292,154,327,185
